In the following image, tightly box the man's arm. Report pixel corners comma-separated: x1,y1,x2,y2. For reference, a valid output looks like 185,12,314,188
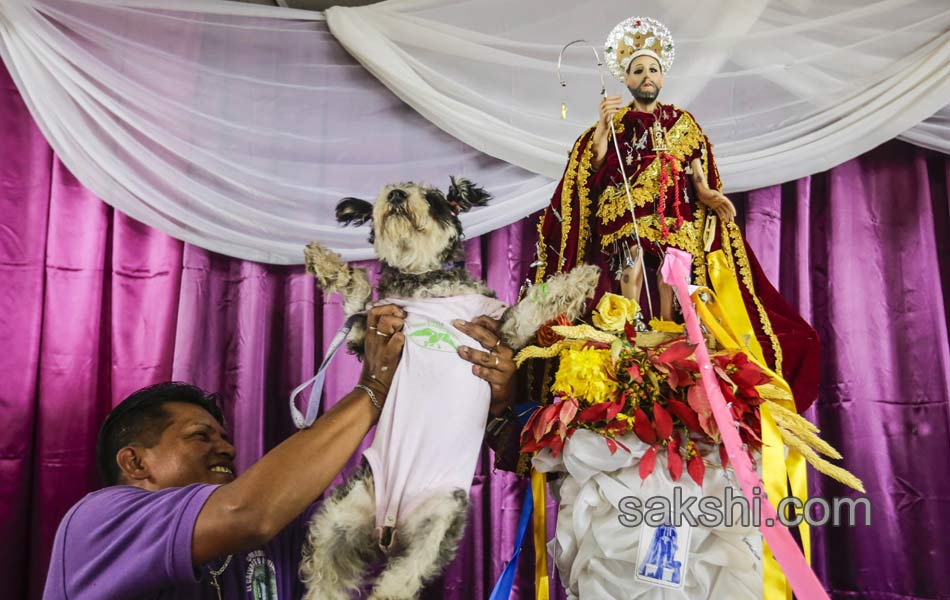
191,305,406,565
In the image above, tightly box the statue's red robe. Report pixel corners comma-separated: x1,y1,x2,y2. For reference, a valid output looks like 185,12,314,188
530,102,819,412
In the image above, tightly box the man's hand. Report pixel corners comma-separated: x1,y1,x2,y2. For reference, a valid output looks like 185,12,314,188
360,305,406,407
454,316,516,417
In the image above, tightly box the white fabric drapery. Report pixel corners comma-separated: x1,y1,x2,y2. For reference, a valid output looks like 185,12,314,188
0,0,946,263
0,0,554,263
533,431,763,599
327,0,949,190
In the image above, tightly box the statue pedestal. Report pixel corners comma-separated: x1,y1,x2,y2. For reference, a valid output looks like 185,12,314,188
533,430,763,599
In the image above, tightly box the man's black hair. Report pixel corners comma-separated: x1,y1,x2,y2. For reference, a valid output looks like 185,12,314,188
95,382,224,486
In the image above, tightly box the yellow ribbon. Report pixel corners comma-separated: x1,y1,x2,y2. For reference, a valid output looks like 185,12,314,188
695,250,811,600
704,249,765,361
531,468,550,599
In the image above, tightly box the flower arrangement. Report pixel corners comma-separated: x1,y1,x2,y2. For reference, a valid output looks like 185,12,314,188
519,293,786,487
518,291,864,491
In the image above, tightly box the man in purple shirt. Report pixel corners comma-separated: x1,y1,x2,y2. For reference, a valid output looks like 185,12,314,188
43,306,518,599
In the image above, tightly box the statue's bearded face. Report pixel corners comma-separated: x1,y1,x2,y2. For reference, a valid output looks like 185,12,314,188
624,55,664,104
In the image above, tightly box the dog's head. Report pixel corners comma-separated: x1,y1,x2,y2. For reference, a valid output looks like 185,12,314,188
335,178,490,274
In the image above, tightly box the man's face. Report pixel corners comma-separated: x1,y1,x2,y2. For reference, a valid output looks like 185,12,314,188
624,55,664,104
136,402,236,489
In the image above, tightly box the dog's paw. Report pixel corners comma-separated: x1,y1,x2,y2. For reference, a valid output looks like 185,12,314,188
304,242,350,288
500,264,601,349
304,243,373,315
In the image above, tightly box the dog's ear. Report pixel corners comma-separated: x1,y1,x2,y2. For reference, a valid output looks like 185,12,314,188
335,198,374,227
446,177,491,214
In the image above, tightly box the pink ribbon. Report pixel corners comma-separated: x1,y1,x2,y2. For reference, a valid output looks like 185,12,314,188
660,247,829,600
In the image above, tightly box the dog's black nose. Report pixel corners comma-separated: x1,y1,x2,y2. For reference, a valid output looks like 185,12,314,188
387,189,408,204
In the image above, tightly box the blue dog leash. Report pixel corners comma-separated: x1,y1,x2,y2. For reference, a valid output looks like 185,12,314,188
289,313,363,429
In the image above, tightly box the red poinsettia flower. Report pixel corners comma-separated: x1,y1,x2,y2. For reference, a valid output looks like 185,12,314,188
718,382,763,447
529,402,561,441
605,419,631,435
558,397,579,425
521,397,579,451
639,445,658,480
624,321,638,345
653,404,674,440
686,384,718,440
718,443,730,469
633,407,657,445
667,431,683,481
626,362,643,383
604,436,630,456
665,398,703,434
713,352,771,391
576,394,625,424
652,339,699,390
687,451,705,488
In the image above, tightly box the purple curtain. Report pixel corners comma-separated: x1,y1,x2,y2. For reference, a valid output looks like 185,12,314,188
738,147,950,600
2,61,949,600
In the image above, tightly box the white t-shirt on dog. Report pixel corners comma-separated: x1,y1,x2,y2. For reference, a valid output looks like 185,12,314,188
363,294,507,533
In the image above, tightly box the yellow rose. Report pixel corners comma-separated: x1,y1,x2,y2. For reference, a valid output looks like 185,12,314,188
592,293,639,332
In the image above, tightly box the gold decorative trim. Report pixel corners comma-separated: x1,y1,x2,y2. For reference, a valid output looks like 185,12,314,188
600,214,703,255
556,132,589,274
533,212,548,285
726,223,783,373
612,105,629,136
595,111,704,227
575,140,596,266
597,159,661,224
665,113,704,161
691,203,709,285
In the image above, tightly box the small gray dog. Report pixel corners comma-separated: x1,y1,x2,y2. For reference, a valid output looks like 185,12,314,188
300,178,599,599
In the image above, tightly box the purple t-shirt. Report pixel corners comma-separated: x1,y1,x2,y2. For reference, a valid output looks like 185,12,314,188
43,484,307,599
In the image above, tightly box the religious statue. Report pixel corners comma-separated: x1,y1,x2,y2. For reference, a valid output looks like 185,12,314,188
509,16,844,600
530,16,819,411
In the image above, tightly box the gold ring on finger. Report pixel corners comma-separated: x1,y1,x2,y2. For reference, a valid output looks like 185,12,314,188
494,355,500,367
376,330,390,337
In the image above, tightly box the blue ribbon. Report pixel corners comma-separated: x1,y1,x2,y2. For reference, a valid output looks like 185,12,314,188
489,482,535,600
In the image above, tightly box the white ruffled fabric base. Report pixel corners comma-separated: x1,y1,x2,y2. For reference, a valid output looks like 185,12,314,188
533,430,763,600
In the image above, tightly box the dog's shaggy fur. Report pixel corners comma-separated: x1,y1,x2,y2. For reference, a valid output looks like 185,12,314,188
300,178,599,599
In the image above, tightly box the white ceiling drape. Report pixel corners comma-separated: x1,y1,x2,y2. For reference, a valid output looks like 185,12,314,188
0,0,946,263
326,0,949,189
0,0,554,262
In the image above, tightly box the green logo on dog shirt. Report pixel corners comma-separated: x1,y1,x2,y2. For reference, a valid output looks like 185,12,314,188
408,320,460,353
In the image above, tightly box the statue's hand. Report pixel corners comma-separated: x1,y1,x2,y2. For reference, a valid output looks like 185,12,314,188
595,96,624,138
592,96,624,168
697,188,737,223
